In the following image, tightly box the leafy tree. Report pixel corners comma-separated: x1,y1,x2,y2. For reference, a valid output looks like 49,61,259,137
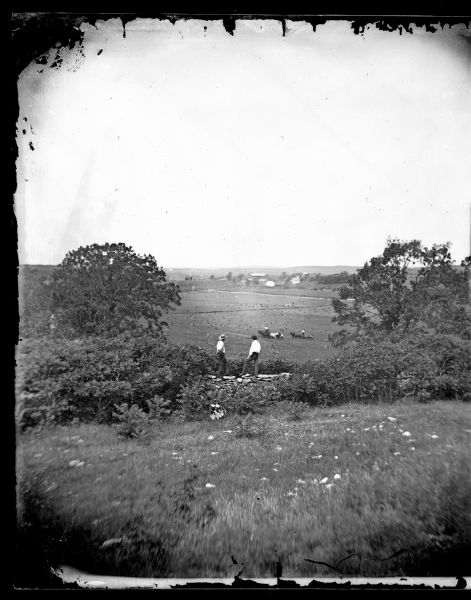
51,243,181,336
226,271,233,281
332,239,470,340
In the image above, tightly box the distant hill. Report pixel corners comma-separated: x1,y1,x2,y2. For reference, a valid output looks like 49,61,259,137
284,266,360,275
165,265,361,279
19,264,362,281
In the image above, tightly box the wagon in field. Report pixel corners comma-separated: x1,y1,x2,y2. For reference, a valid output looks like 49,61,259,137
290,330,313,339
258,329,284,339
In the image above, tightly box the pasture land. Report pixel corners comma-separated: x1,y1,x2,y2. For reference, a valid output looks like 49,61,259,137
17,401,471,580
165,285,341,362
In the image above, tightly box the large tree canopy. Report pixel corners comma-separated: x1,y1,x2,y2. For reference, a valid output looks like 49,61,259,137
51,243,181,336
331,239,471,343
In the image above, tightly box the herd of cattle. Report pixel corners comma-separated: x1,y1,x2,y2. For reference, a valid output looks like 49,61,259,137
257,328,313,340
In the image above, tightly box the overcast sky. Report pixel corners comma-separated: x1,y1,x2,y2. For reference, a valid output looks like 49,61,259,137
16,18,471,268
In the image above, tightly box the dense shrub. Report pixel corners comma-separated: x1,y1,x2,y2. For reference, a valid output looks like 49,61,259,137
176,377,213,420
290,333,471,405
15,334,219,428
16,330,470,429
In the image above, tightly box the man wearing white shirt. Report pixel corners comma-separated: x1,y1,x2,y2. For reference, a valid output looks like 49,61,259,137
216,334,227,378
240,335,261,378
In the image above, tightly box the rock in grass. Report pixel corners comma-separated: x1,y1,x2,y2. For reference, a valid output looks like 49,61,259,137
101,538,124,549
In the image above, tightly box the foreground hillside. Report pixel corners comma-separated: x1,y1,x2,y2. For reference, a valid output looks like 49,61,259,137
17,401,471,580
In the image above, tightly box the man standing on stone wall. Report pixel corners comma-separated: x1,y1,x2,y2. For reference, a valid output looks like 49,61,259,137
216,334,227,379
240,335,261,378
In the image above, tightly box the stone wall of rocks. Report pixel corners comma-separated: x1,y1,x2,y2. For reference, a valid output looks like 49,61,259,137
205,373,291,390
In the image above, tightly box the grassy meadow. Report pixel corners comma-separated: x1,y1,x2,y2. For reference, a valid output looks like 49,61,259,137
17,400,471,579
165,282,341,362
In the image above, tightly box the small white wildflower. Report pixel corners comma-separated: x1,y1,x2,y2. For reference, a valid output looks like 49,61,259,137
76,461,85,467
402,431,411,437
297,479,306,484
260,477,268,481
211,451,219,455
33,453,43,458
207,435,214,440
387,417,397,422
205,483,216,488
287,491,296,497
356,452,360,455
325,483,334,489
333,474,341,480
394,452,401,456
223,430,233,433
334,456,339,460
273,468,279,472
320,477,329,484
171,452,179,455
363,428,370,431
312,478,318,484
341,414,345,417
276,446,283,451
68,460,80,467
430,435,439,439
410,447,415,451
346,428,351,431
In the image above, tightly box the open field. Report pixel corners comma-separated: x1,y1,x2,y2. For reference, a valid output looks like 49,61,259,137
165,285,342,362
17,401,471,580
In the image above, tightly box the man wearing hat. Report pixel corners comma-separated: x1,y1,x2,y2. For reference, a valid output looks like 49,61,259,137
216,334,227,378
240,335,261,378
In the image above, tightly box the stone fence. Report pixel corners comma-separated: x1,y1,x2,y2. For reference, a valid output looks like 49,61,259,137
204,373,291,389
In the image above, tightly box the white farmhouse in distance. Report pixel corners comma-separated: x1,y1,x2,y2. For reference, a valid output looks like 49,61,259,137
290,276,301,285
265,280,275,287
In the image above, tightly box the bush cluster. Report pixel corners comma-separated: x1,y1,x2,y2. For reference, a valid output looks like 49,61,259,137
289,333,471,406
16,330,470,429
15,335,295,429
16,334,215,428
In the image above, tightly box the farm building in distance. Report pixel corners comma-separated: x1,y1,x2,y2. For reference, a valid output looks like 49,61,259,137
290,276,301,285
265,280,275,287
250,272,267,284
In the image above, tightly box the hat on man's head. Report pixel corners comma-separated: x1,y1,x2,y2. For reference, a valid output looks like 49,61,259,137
219,334,226,340
252,335,258,340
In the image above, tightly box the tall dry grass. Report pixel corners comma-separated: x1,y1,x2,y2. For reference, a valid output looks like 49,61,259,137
16,401,471,579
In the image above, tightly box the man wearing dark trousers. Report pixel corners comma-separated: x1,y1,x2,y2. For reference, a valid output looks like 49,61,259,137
240,335,261,378
216,334,227,378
